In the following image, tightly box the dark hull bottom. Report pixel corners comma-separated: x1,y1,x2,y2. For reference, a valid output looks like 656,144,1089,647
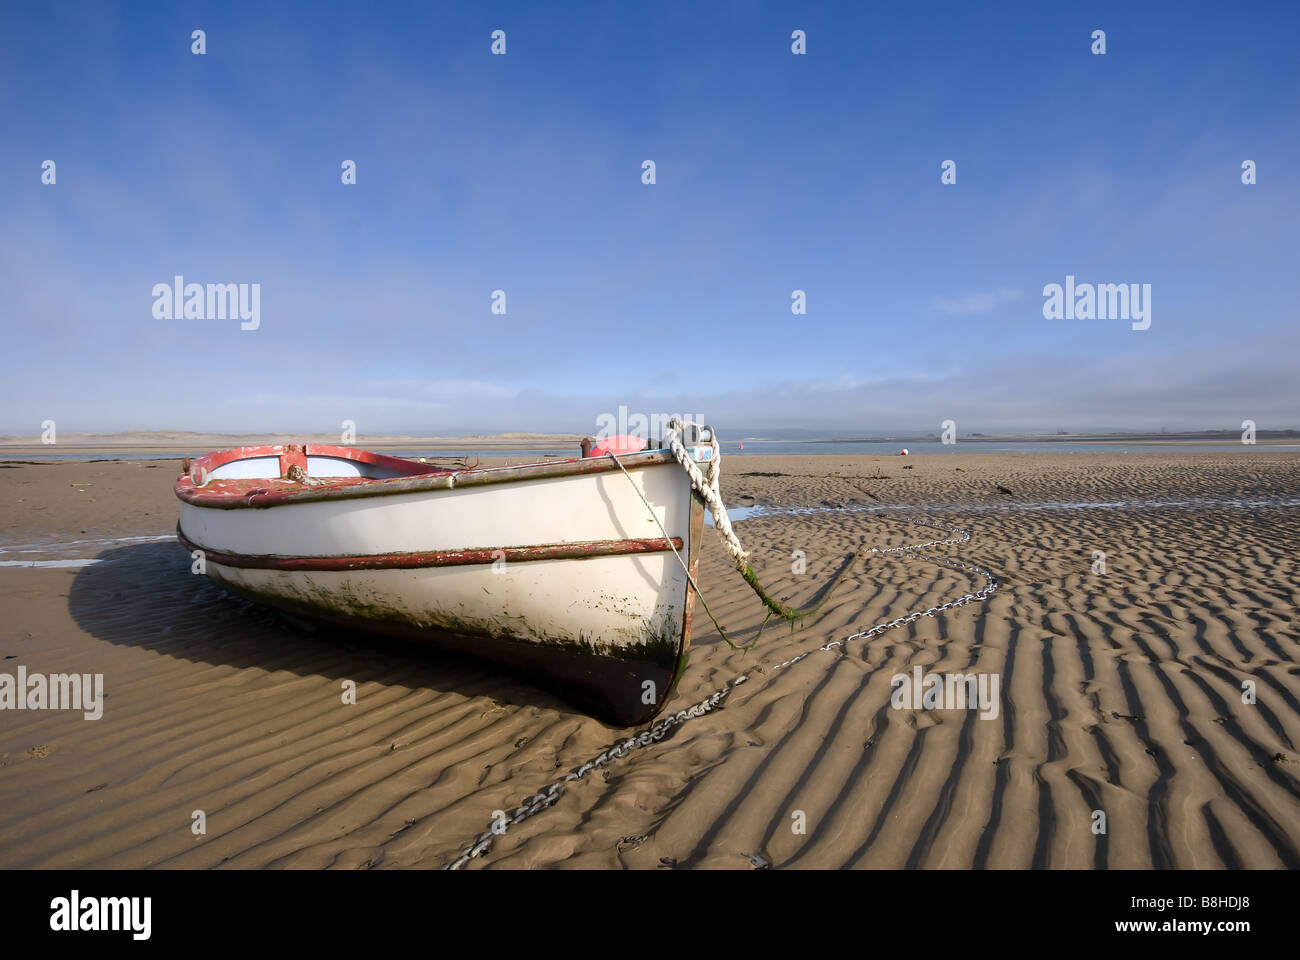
215,581,681,727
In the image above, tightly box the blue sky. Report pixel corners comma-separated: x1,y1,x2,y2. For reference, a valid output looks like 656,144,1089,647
2,1,1297,437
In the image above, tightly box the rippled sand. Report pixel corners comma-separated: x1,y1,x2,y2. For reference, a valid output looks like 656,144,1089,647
1,453,1297,868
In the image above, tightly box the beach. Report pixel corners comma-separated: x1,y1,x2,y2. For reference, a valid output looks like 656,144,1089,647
1,451,1298,869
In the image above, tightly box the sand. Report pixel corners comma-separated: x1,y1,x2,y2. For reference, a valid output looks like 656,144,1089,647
1,452,1298,869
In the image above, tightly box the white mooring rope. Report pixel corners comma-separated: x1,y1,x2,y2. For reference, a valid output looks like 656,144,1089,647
660,417,750,571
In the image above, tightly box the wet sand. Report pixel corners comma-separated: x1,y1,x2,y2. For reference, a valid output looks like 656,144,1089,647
1,452,1298,868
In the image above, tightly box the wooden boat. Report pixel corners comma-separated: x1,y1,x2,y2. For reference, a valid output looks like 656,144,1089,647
174,441,709,725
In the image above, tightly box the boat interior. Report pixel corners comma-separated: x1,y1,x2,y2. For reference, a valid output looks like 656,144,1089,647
186,444,448,483
216,445,442,481
173,441,681,508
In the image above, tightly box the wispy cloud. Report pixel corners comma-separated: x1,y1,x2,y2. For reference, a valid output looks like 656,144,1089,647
2,3,1296,435
929,288,1025,316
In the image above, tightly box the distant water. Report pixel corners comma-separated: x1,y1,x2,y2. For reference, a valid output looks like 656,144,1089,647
3,441,1298,462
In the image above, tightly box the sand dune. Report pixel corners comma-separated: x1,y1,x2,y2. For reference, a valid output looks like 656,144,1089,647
1,453,1298,868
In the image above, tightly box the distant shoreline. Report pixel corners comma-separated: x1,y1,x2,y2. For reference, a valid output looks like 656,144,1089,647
0,433,584,456
2,428,1296,456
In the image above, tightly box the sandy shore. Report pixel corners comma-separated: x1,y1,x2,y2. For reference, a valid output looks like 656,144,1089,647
1,452,1298,868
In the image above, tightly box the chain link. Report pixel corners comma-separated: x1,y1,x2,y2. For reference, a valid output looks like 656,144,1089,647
441,515,997,870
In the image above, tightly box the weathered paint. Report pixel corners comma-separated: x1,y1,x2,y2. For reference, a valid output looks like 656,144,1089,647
185,443,434,484
175,441,697,725
177,526,682,571
207,557,680,662
175,444,675,509
208,568,679,724
204,556,685,724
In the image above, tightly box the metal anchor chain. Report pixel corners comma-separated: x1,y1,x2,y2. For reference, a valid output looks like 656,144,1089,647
442,515,998,870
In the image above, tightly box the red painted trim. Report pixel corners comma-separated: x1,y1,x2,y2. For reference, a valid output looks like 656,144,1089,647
304,444,437,471
176,527,683,571
175,446,675,509
278,445,308,478
183,444,442,483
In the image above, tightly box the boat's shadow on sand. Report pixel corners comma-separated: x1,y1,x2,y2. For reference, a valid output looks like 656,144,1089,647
68,542,574,717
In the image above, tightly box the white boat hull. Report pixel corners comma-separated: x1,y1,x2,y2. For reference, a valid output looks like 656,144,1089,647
176,444,706,724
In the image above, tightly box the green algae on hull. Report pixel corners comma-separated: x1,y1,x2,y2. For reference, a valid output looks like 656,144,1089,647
207,564,687,673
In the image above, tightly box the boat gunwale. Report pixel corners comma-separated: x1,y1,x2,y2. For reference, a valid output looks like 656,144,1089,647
175,445,677,509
